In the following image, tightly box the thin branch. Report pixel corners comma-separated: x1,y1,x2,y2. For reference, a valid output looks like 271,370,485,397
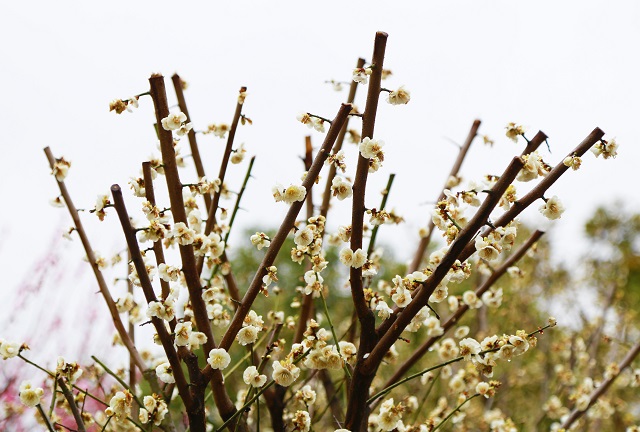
319,57,366,219
57,378,87,432
212,103,352,355
171,73,211,211
408,119,481,273
43,147,148,376
345,31,388,432
367,173,395,257
110,184,194,412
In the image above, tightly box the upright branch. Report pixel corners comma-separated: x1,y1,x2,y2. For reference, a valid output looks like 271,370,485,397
215,103,353,353
345,31,387,432
56,378,87,432
148,74,241,431
172,73,211,211
409,119,481,272
319,57,366,218
110,185,195,413
43,147,148,376
201,86,247,242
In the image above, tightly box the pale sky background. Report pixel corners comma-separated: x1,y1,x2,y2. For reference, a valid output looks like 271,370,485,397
1,1,639,370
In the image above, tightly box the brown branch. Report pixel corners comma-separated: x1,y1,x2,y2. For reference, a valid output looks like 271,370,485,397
376,131,549,338
57,378,87,432
148,74,241,432
457,127,604,263
319,57,366,218
561,340,640,429
126,250,137,418
110,185,195,413
211,102,353,355
142,162,174,324
344,31,388,432
171,73,211,211
201,86,247,248
409,119,481,272
381,230,544,391
367,155,526,373
43,147,148,376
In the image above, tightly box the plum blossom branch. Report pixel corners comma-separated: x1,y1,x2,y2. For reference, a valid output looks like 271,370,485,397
409,119,481,273
43,147,148,377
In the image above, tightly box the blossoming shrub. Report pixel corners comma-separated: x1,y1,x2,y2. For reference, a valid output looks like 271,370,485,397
2,31,638,432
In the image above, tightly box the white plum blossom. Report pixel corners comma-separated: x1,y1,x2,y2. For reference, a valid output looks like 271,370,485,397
207,348,231,370
386,86,411,105
155,362,175,383
243,366,267,387
331,176,353,201
359,137,385,160
272,360,300,387
539,196,565,220
19,381,44,407
161,112,187,131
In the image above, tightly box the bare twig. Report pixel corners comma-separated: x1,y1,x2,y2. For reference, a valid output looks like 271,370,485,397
57,378,87,432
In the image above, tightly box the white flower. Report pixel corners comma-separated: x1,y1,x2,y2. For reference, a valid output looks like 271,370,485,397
237,325,260,346
563,155,582,170
505,122,525,142
291,410,311,432
352,67,371,84
231,143,246,164
176,122,193,137
339,247,354,266
376,301,393,319
243,366,267,387
250,232,271,250
294,226,315,247
392,287,412,308
272,360,300,387
115,293,135,313
0,340,20,359
108,391,133,421
174,322,193,347
481,288,503,308
591,138,618,159
19,381,44,407
156,362,175,383
52,157,71,182
170,222,196,246
459,338,481,361
296,113,313,128
475,236,501,262
386,86,411,105
352,248,367,268
331,176,353,201
462,290,483,309
161,112,187,131
207,348,231,370
359,137,385,160
312,117,325,133
476,381,491,398
158,263,181,282
539,196,565,220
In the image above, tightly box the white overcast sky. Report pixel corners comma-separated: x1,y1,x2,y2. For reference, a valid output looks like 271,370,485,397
1,1,639,362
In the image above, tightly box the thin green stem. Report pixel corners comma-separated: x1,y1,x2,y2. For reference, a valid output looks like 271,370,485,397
412,370,441,424
433,394,480,431
92,355,143,409
320,291,352,379
367,173,395,257
48,378,58,418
